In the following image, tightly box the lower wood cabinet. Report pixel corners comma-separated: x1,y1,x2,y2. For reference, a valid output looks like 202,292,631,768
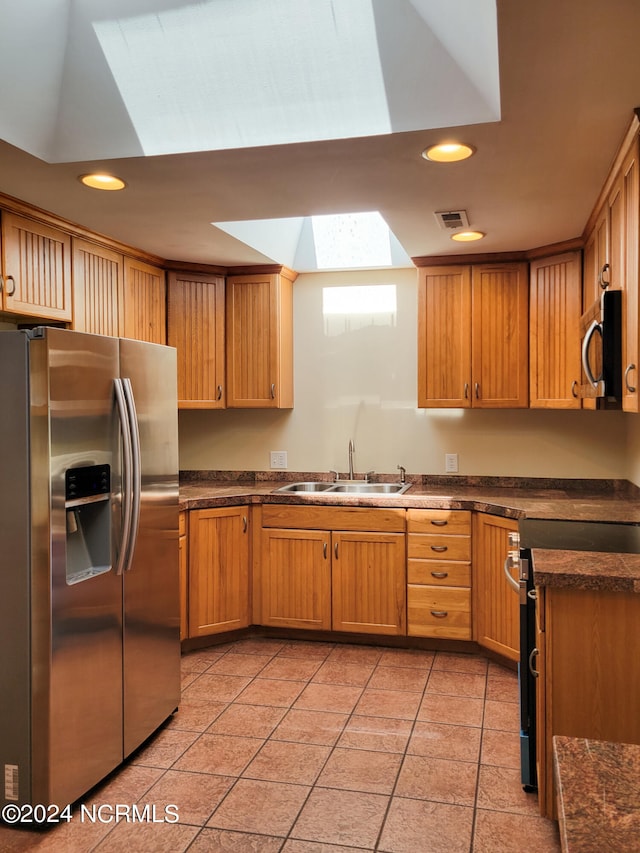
472,513,519,661
256,505,406,635
406,509,472,640
187,506,250,637
179,511,188,641
536,585,640,818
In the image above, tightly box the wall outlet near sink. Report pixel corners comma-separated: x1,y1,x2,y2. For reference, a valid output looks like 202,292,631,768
445,453,459,473
270,450,288,469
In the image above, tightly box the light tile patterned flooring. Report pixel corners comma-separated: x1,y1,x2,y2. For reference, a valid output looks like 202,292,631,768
1,637,561,852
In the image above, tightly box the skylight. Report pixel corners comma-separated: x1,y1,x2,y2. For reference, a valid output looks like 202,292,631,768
213,211,412,271
0,0,500,162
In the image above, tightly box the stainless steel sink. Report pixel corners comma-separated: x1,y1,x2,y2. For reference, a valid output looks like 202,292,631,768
275,482,336,493
274,481,411,495
328,482,412,495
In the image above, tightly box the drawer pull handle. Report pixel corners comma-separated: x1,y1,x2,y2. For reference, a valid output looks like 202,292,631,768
430,545,448,552
430,520,447,527
431,571,448,579
242,516,248,533
431,610,448,618
216,385,223,400
323,542,328,559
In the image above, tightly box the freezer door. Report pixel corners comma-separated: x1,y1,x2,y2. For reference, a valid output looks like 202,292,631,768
43,328,123,807
119,338,180,756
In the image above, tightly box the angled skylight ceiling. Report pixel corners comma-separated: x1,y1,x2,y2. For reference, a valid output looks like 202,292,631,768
0,0,500,163
213,211,412,271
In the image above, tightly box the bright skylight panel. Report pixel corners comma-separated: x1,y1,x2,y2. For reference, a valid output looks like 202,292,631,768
92,0,390,155
312,212,392,269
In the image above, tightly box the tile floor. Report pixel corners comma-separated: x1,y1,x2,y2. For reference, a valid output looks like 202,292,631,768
1,637,561,852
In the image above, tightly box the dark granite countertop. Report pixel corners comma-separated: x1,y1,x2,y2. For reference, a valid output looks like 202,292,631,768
179,473,640,593
553,736,640,852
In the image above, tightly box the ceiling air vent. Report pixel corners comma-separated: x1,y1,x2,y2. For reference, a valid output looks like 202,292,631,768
434,210,470,231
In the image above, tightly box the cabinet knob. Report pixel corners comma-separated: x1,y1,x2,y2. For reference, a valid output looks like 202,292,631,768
323,542,328,559
270,383,276,399
598,262,610,290
430,545,448,553
334,542,339,559
430,520,447,527
216,385,223,401
625,364,637,393
5,275,15,296
571,380,579,398
430,571,448,579
242,516,247,533
463,383,469,399
474,382,480,399
430,610,448,618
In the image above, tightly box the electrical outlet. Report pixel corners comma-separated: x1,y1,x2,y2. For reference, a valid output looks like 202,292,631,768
445,453,459,473
270,450,288,469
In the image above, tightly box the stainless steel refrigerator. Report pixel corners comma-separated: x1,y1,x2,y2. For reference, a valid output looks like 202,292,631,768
0,326,180,809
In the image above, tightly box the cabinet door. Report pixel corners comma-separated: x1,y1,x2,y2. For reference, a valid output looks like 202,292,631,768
122,257,166,343
417,266,472,407
72,238,123,335
529,252,582,408
332,531,406,635
168,271,226,408
1,212,72,321
179,512,188,642
471,264,529,407
622,138,639,412
472,513,519,661
226,272,294,408
188,507,250,637
258,528,331,629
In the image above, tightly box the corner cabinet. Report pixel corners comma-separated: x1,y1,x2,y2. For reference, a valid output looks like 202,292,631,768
226,269,295,408
529,251,582,408
417,262,529,408
167,270,226,408
1,212,72,322
187,506,250,637
472,513,519,662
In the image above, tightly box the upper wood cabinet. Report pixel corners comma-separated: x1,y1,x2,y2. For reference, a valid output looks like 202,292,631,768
1,212,72,322
122,257,166,344
529,251,582,408
72,238,124,336
226,270,295,408
472,513,519,662
418,262,529,408
622,135,639,412
167,271,226,408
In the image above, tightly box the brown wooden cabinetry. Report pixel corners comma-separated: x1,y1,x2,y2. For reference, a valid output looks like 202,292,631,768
406,509,472,640
257,505,406,635
72,238,124,335
226,269,295,408
472,513,519,662
167,271,226,408
529,251,582,408
179,511,188,641
418,263,528,408
187,506,250,637
622,135,639,411
1,212,72,322
536,585,640,818
122,257,166,344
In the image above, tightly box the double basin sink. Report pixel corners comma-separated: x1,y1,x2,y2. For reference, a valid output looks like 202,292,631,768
274,481,412,496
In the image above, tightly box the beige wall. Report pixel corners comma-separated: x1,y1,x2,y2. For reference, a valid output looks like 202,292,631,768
178,268,629,480
627,416,640,486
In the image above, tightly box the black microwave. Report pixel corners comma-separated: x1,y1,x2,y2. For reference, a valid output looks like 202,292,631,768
575,287,622,406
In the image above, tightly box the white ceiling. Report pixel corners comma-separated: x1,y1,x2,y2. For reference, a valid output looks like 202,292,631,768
0,0,639,268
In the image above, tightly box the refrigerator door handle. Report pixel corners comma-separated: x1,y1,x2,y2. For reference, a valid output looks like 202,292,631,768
121,378,142,572
114,378,133,576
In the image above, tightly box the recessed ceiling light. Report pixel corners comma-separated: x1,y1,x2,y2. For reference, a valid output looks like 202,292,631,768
79,173,126,191
451,230,485,242
421,142,475,163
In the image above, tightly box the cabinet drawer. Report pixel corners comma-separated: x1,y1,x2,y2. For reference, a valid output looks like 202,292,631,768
407,534,470,562
407,509,471,535
407,559,471,587
407,585,471,639
261,504,405,532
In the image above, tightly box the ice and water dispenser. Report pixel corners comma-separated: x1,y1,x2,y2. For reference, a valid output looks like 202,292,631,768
64,464,111,584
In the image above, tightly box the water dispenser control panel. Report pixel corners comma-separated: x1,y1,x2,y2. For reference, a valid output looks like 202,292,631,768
65,464,110,504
